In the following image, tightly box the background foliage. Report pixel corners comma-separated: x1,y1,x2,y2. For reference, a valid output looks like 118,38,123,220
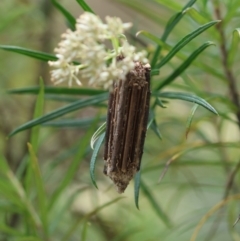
1,0,240,240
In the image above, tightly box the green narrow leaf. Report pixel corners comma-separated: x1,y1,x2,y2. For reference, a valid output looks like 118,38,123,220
148,110,162,140
161,0,197,39
90,133,105,189
50,187,87,233
90,122,106,149
43,116,106,128
155,20,220,69
186,104,199,138
81,221,89,241
155,0,182,11
151,69,160,76
48,118,98,210
150,119,163,140
51,0,76,30
153,91,218,115
8,86,106,96
203,0,208,8
141,180,172,228
0,156,41,229
112,0,164,25
8,93,108,137
183,7,210,24
30,79,45,152
155,41,215,90
156,98,167,108
134,170,141,209
151,0,197,67
75,0,94,13
0,45,57,61
27,143,48,238
228,28,240,67
25,79,45,199
136,30,170,49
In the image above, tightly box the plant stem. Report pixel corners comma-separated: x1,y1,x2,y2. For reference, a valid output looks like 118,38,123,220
214,4,240,128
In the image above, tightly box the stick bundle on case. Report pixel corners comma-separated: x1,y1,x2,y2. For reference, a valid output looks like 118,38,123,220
104,61,151,193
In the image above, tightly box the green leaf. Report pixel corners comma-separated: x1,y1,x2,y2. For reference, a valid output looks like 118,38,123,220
27,143,48,237
228,28,240,67
153,91,218,115
113,0,164,25
186,104,199,138
51,0,76,30
43,116,106,128
90,133,105,189
81,221,89,241
161,0,197,39
0,156,41,229
90,122,106,149
49,119,98,210
141,180,172,228
183,7,210,24
8,86,106,96
151,0,197,67
150,119,163,140
8,93,108,137
151,69,160,76
134,170,141,209
224,1,240,24
50,187,87,233
75,0,94,13
156,98,167,108
148,110,163,140
155,20,220,69
30,79,45,152
0,45,57,61
155,41,215,90
136,30,169,49
25,79,45,200
155,0,182,11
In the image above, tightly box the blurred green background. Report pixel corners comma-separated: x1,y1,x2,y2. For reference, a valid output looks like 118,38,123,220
1,0,240,240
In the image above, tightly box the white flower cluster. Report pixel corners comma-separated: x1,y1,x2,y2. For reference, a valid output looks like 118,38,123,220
49,12,148,89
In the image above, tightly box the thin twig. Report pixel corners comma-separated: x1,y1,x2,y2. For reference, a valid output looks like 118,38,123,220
214,4,240,128
203,2,240,240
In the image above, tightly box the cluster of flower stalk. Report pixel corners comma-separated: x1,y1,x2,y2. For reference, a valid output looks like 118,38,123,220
49,12,148,89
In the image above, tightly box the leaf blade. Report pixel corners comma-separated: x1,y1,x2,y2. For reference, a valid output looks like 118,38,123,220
134,170,141,209
75,0,94,13
0,45,57,61
8,86,106,96
155,41,215,90
51,0,76,30
27,143,48,237
153,91,218,115
8,93,108,137
151,0,197,67
90,133,105,189
141,180,172,228
155,20,220,69
228,28,240,67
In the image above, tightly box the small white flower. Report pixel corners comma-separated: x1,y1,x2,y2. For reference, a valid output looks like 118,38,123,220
48,12,149,88
105,16,132,38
